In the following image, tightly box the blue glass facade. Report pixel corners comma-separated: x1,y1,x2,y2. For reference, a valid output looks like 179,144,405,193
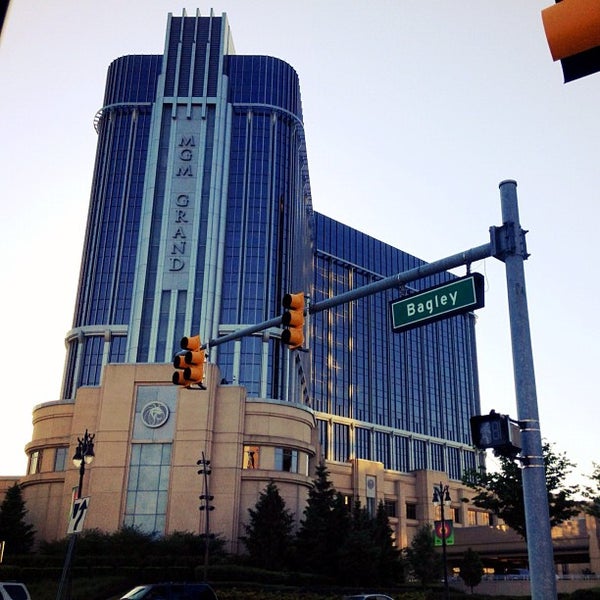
312,214,480,478
63,55,161,397
63,14,312,403
61,12,480,481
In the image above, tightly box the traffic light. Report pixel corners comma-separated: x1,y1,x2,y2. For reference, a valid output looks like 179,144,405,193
281,292,305,349
470,411,522,458
172,335,205,387
542,0,600,82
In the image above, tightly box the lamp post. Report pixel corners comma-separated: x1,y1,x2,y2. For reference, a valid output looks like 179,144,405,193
56,429,95,600
72,429,95,498
432,482,452,600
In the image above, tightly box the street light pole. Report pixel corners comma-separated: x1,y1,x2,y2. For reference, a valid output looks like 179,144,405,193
56,429,95,600
432,482,451,600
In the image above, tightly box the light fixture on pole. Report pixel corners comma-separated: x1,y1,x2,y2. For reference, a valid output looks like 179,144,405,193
72,429,95,499
432,482,452,600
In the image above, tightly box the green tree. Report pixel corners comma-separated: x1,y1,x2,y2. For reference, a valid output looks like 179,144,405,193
462,441,580,539
336,501,379,586
373,500,403,584
406,523,442,587
460,547,484,592
241,481,294,570
0,484,35,555
296,461,349,576
583,462,600,518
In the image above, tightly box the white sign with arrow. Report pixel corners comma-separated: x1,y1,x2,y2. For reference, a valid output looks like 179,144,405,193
67,497,90,535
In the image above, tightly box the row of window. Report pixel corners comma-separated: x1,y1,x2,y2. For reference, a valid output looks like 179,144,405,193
242,445,308,475
27,447,67,475
27,443,309,477
319,419,475,480
27,444,491,535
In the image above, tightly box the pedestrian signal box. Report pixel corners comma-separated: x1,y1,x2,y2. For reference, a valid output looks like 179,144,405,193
470,411,522,458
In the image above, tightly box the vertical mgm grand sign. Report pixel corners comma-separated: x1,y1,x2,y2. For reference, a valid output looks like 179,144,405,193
389,273,485,333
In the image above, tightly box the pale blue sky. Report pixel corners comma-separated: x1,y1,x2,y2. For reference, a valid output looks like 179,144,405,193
0,1,598,483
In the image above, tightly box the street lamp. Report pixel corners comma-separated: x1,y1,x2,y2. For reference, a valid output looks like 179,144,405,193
56,429,96,600
432,482,452,600
72,429,95,499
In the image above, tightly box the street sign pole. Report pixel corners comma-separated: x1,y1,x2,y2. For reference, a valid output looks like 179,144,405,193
497,180,557,600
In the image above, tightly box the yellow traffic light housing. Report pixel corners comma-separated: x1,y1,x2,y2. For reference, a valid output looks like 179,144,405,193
172,335,205,387
281,292,305,349
542,0,600,82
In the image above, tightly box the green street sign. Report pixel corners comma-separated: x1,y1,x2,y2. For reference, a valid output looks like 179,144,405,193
390,273,484,333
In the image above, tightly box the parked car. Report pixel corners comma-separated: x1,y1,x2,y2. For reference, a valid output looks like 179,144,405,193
343,595,394,600
0,583,31,600
120,583,218,600
506,568,530,580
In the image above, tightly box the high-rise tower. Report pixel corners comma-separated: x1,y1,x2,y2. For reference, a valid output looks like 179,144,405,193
60,10,481,480
63,12,313,404
18,10,484,547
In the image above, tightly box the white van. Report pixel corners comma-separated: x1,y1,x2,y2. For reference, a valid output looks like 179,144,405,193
0,583,31,600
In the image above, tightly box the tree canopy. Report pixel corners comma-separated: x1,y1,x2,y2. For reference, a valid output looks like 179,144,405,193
582,462,600,518
0,484,35,555
240,480,295,570
462,441,580,539
405,523,442,587
460,547,484,592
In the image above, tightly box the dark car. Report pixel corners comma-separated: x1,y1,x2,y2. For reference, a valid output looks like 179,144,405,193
120,583,217,600
0,583,31,600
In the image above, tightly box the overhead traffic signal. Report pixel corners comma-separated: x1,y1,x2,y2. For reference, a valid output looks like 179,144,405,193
172,335,206,388
542,0,600,82
281,292,305,349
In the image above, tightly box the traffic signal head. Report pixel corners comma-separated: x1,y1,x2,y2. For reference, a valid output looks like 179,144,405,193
281,292,305,349
542,0,600,82
173,335,205,387
181,335,201,351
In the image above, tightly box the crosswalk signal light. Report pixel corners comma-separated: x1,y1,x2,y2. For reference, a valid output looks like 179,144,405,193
470,411,522,459
281,292,305,350
542,0,600,82
172,335,205,387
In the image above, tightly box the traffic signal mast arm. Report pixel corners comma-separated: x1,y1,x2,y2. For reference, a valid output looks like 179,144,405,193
310,242,492,314
200,211,528,349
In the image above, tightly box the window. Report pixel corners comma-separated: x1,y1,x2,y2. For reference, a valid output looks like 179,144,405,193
468,509,478,526
366,496,376,517
275,448,298,473
243,446,260,469
342,494,353,510
452,506,461,524
28,450,41,475
384,500,397,518
54,447,68,472
406,502,417,520
124,443,171,534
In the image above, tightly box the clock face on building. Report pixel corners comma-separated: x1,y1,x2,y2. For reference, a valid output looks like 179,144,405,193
141,401,170,428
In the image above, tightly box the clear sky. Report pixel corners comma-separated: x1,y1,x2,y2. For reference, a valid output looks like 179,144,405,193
0,1,598,484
